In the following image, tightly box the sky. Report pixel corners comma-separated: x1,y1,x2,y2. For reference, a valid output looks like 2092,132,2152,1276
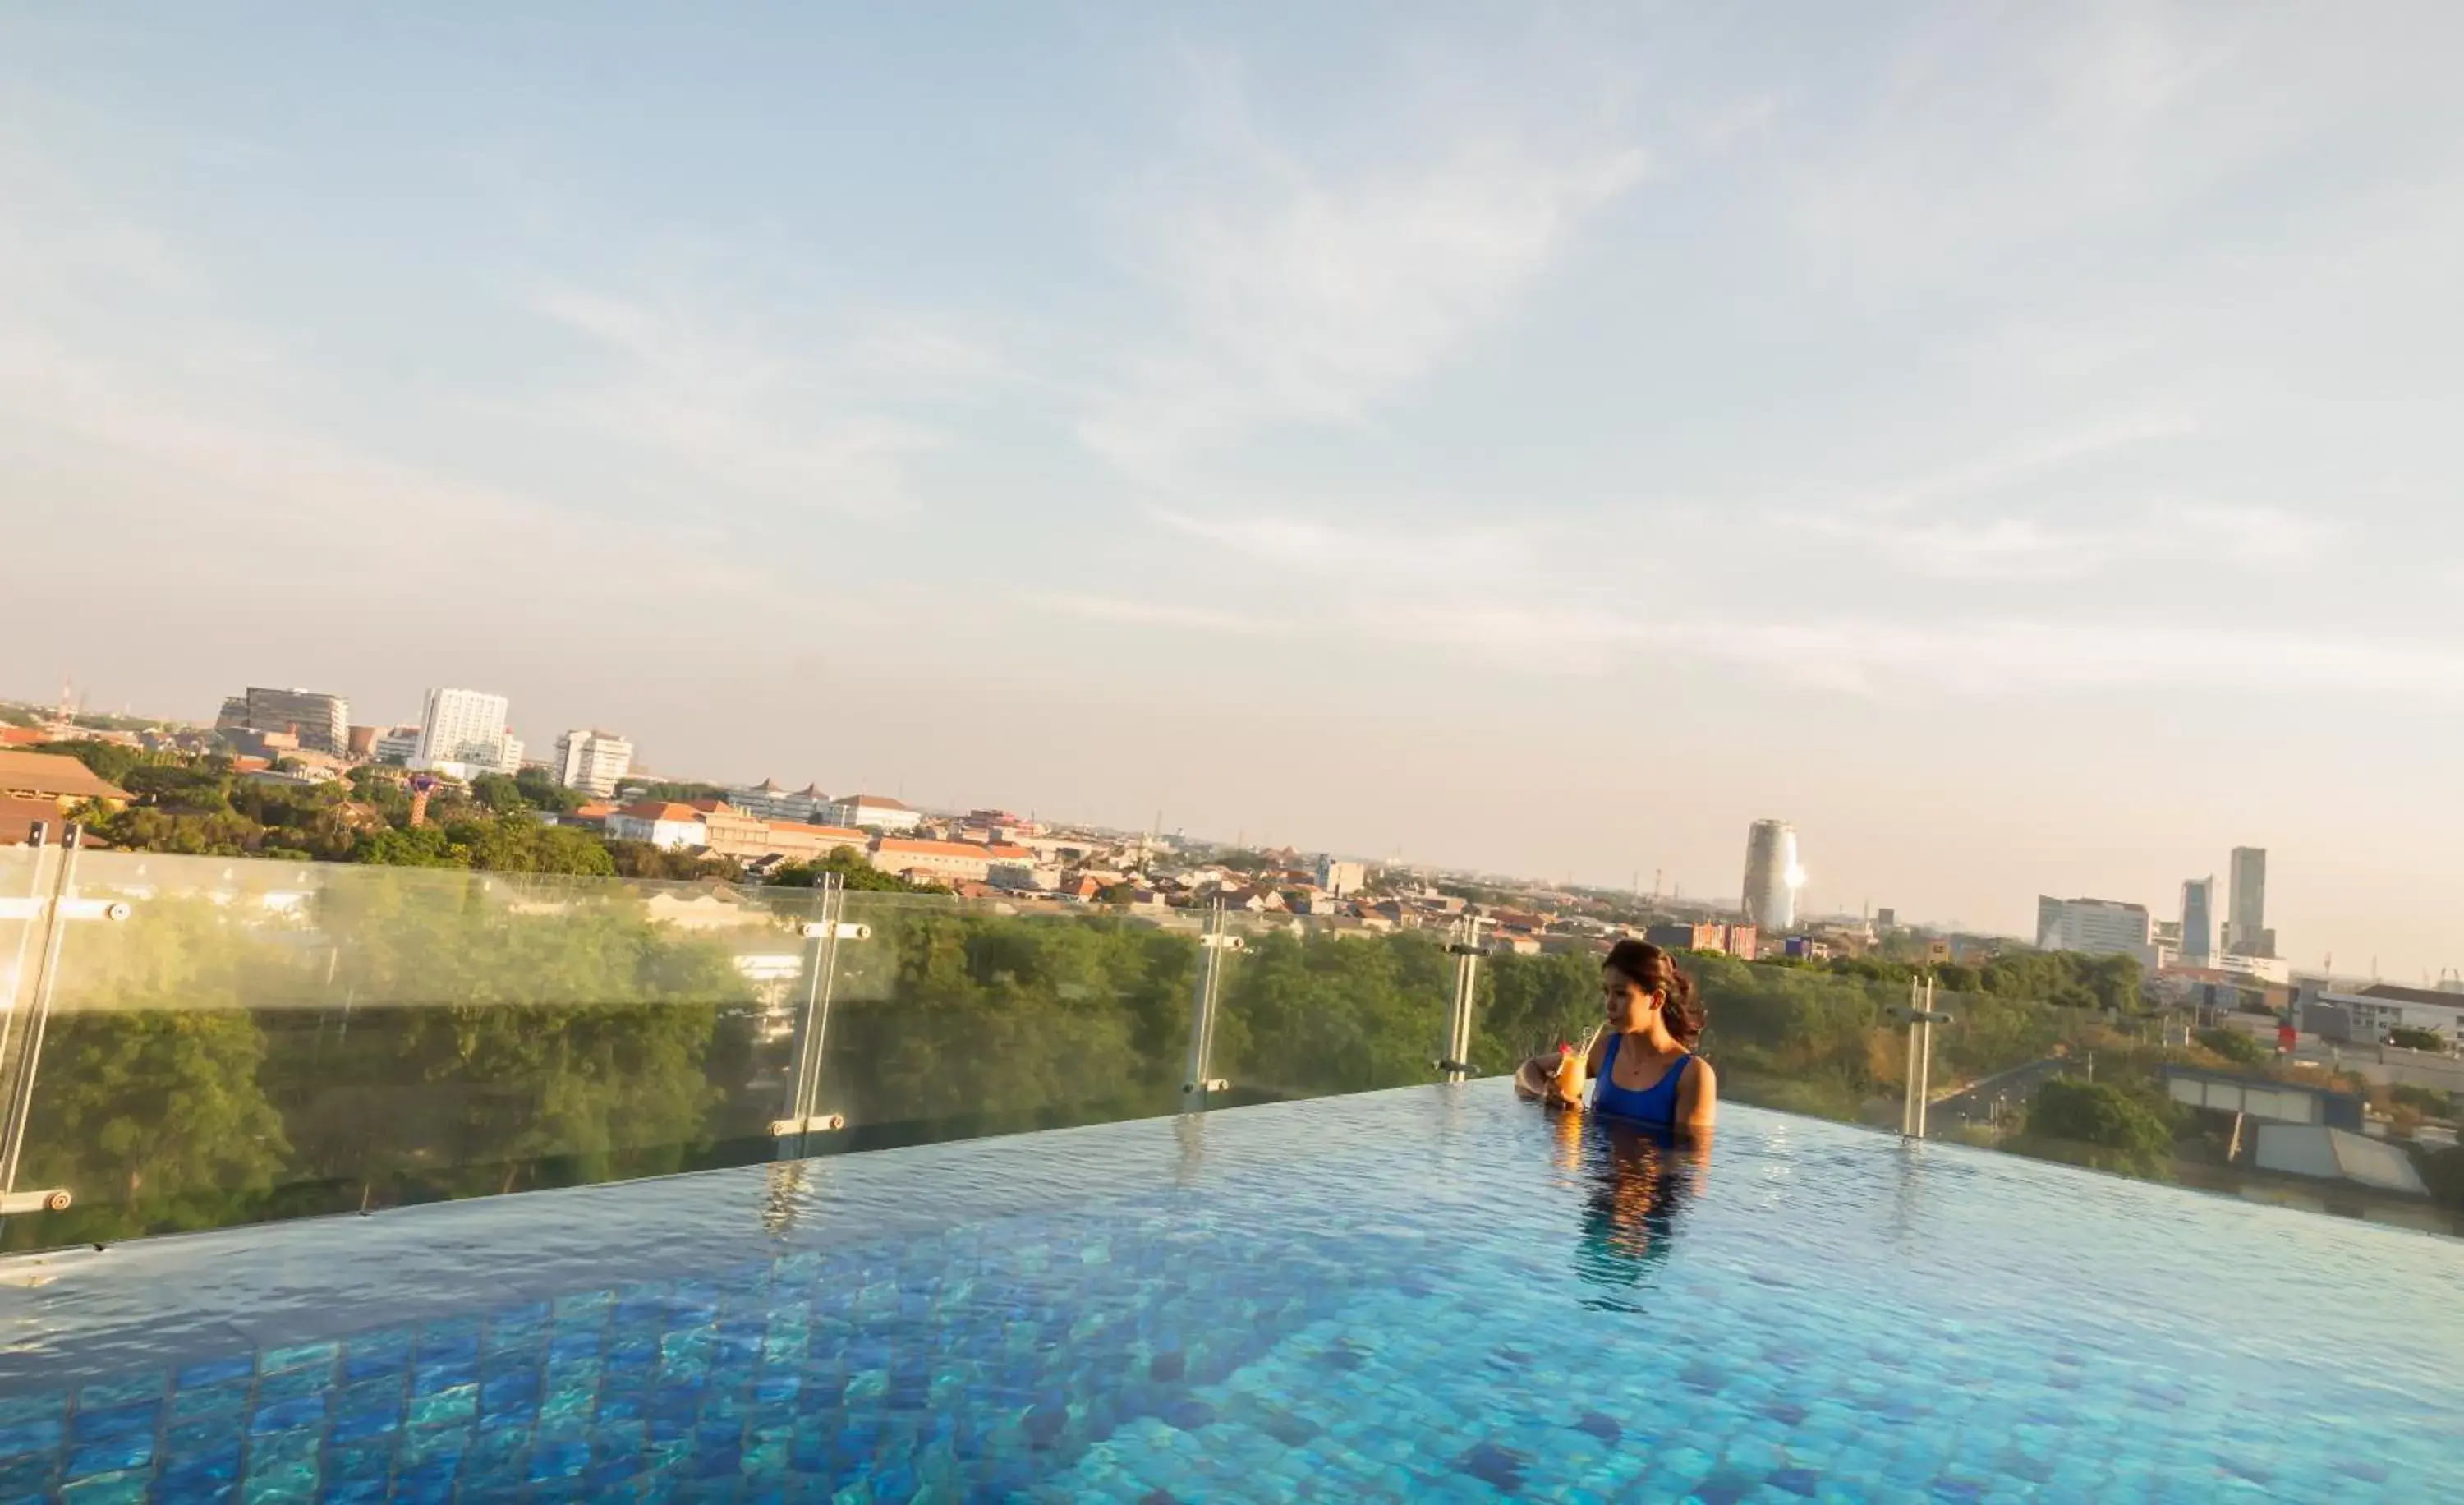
7,4,2464,977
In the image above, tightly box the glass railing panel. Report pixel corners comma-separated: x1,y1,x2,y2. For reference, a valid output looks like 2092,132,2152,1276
1916,986,2464,1236
2,849,824,1252
805,890,1200,1148
1208,911,1455,1103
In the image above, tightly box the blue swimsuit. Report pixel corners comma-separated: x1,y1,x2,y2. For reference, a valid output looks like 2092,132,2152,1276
1592,1035,1692,1126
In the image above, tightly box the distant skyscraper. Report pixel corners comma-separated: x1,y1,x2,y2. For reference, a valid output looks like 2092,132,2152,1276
2180,877,2217,965
218,686,351,755
414,687,515,776
554,729,635,798
1741,819,1804,932
2225,846,2273,958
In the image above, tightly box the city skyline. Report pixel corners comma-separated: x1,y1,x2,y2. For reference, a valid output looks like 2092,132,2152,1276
8,7,2464,977
3,674,2393,984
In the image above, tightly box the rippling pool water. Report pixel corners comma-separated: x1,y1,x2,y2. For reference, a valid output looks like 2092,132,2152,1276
2,1084,2459,1500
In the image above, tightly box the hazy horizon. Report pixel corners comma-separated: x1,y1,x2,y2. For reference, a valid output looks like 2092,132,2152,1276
9,7,2464,978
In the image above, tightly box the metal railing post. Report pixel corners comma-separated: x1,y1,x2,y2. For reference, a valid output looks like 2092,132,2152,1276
1439,915,1484,1081
0,824,82,1222
773,874,861,1158
1182,902,1235,1108
1915,977,1937,1139
1898,975,1950,1141
1901,977,1921,1137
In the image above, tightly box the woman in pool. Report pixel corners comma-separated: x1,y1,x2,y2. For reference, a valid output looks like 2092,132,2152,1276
1523,939,1716,1134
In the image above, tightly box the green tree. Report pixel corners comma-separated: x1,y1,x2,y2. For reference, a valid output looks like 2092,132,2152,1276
2016,1078,2177,1179
2197,1027,2268,1066
469,772,531,815
770,846,936,892
29,739,157,788
513,766,586,813
2390,1026,2448,1052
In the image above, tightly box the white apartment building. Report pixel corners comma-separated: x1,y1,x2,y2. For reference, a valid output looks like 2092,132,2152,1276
605,801,710,851
826,794,923,834
554,729,636,798
413,688,517,776
2034,895,2153,956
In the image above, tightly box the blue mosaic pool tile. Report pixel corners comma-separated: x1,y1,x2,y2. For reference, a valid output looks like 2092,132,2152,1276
57,1463,150,1503
244,1429,322,1496
64,1430,154,1481
260,1340,340,1375
0,1415,63,1460
407,1383,476,1429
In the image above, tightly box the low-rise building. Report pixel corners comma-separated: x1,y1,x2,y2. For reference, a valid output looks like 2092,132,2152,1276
1317,856,1368,898
0,751,131,812
827,794,923,833
2300,981,2464,1046
1646,921,1730,955
729,780,833,823
871,837,996,884
606,801,711,851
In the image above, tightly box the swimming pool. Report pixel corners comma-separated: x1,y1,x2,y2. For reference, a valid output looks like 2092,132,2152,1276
2,1084,2457,1501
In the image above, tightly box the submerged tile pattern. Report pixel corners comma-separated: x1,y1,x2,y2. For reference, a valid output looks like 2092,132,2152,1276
3,1088,2462,1500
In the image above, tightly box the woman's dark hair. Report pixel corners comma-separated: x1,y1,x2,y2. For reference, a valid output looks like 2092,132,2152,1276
1603,939,1705,1047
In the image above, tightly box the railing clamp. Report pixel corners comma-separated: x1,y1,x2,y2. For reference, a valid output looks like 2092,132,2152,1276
0,898,131,923
769,1114,846,1137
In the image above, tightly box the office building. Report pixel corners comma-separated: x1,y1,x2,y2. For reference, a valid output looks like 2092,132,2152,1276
2225,846,2275,958
554,730,635,798
2180,877,2217,965
216,687,350,756
1741,819,1803,932
2035,896,2153,957
370,726,420,766
413,687,517,777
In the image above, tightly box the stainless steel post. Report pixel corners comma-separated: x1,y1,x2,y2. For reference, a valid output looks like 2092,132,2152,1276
0,826,80,1206
1182,903,1232,1107
1901,976,1921,1137
773,874,848,1158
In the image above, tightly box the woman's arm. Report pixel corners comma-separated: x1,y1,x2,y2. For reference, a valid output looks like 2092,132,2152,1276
1677,1056,1718,1135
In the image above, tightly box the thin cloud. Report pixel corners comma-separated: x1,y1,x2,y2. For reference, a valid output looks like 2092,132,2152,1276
1858,415,2197,513
1795,502,2336,581
519,281,950,512
1083,61,1648,472
1026,593,1285,636
1148,508,1541,579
